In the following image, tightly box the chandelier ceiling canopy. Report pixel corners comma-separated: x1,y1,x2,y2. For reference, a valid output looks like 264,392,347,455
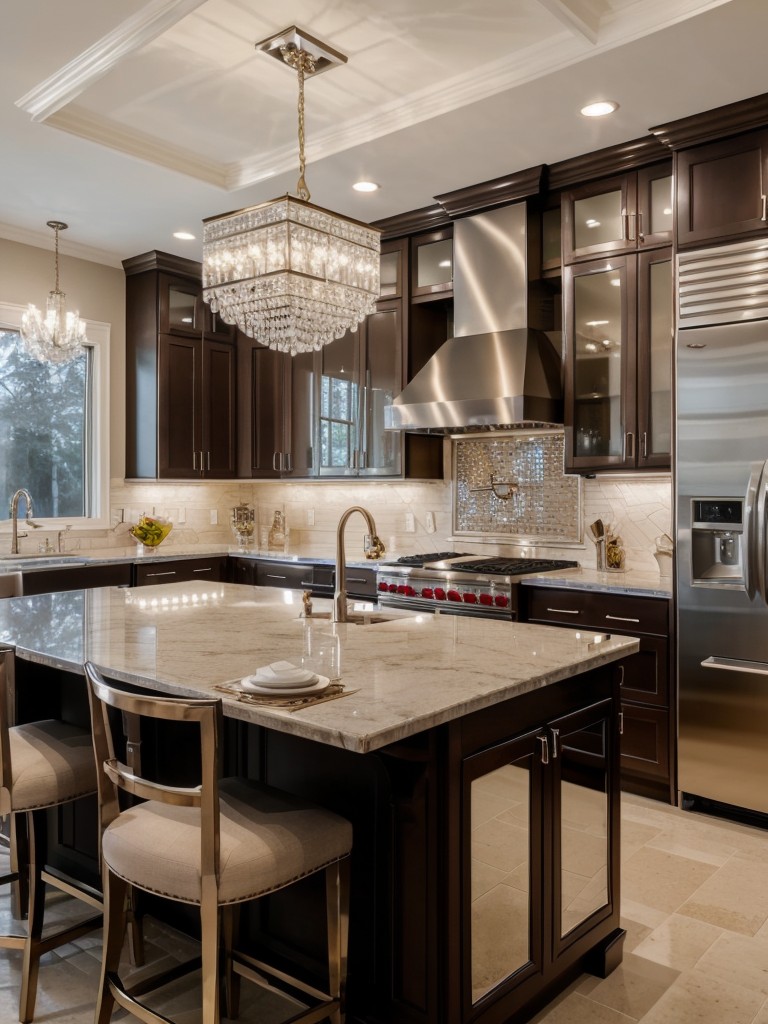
20,221,88,364
201,27,381,357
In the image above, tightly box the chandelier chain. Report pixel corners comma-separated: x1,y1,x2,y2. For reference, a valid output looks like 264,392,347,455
280,45,316,201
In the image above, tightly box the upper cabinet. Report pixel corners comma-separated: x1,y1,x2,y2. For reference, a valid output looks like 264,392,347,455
561,163,673,263
124,252,237,480
411,228,453,300
675,130,768,248
563,247,672,473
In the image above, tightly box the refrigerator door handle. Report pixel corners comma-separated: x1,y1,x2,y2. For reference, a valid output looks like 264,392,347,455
751,459,768,604
702,655,768,676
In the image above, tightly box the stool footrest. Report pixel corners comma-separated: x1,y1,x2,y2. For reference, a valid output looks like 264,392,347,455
41,867,102,911
125,954,202,999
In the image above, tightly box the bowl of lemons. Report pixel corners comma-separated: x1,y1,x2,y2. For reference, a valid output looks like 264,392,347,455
129,514,173,549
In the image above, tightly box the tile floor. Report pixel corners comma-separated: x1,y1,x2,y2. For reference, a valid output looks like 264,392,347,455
2,792,768,1023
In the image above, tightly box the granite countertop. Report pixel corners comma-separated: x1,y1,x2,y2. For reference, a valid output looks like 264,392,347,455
0,582,637,754
519,567,672,599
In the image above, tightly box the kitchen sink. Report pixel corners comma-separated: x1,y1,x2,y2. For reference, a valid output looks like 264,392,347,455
305,606,416,626
0,554,89,566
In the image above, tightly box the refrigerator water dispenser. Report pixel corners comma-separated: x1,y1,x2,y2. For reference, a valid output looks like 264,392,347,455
690,499,745,585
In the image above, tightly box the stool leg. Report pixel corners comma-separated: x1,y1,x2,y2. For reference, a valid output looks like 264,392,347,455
326,857,351,1024
126,887,145,967
9,814,29,921
221,905,241,1019
95,866,128,1024
19,810,46,1024
200,881,220,1024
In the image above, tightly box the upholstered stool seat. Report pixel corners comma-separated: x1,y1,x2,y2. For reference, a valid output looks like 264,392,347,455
102,777,352,906
85,662,353,1024
6,720,96,813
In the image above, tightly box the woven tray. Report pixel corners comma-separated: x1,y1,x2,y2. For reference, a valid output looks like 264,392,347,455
214,681,357,712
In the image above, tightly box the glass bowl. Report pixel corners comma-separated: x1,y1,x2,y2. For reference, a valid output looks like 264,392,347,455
128,516,173,548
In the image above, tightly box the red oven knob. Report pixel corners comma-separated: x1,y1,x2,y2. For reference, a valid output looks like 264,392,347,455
479,593,493,606
388,583,399,592
404,585,416,597
421,588,434,598
447,589,461,602
434,588,446,600
494,595,509,607
378,581,389,592
463,592,477,604
397,585,407,595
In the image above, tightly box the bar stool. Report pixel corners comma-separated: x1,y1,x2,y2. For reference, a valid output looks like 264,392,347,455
0,645,102,1023
84,661,353,1024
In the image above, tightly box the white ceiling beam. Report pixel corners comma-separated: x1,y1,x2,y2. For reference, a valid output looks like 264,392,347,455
15,0,207,122
535,0,607,45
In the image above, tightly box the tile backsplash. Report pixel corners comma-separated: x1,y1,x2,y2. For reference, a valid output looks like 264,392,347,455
22,461,671,575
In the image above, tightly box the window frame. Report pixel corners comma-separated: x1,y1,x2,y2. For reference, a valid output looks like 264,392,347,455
0,301,110,530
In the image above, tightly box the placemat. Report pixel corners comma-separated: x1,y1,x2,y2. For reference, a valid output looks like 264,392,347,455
214,681,357,712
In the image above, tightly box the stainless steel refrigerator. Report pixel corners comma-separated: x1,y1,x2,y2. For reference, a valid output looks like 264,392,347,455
677,238,768,815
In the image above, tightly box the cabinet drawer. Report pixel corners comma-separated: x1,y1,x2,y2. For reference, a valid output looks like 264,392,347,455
526,587,669,637
134,557,226,586
22,563,133,596
256,562,314,590
620,703,670,781
230,557,257,585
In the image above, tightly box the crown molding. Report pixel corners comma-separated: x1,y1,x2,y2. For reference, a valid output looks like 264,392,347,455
0,221,122,268
547,135,670,190
372,206,451,239
651,90,768,149
15,0,207,122
122,250,201,278
436,166,545,218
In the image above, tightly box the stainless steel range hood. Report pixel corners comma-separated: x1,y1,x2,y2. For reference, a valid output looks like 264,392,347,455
385,202,563,433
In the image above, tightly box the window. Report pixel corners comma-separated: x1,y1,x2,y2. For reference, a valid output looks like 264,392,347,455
0,302,109,528
320,373,358,469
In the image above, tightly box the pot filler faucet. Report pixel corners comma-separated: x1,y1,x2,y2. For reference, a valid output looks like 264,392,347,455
9,488,41,555
333,506,386,623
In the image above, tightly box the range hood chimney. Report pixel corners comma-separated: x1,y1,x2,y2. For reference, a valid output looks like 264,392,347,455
385,202,563,433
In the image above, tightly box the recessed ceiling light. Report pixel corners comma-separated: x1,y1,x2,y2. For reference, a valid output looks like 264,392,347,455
353,181,379,193
173,231,196,240
580,100,619,118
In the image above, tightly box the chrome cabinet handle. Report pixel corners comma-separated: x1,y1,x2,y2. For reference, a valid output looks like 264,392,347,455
621,209,629,241
206,451,211,471
641,432,648,458
605,614,640,623
538,735,550,765
546,607,580,615
623,432,635,460
192,567,212,574
619,711,624,735
346,576,369,584
145,571,176,578
762,194,767,222
265,573,288,580
193,451,198,471
273,452,280,472
284,453,293,473
636,211,644,241
550,728,560,759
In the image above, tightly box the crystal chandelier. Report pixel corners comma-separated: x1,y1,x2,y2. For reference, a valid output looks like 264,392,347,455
20,220,88,364
202,30,381,357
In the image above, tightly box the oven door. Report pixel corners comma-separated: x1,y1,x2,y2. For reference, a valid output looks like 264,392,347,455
377,591,517,620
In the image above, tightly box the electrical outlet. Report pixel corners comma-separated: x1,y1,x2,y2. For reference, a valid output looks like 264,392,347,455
177,508,186,524
405,512,415,533
425,511,436,534
209,509,218,525
110,507,124,527
307,508,315,526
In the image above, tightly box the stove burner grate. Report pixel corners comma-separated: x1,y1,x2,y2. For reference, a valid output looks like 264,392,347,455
449,557,579,576
394,552,470,567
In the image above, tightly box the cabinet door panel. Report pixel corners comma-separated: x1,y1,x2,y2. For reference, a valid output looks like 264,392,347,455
563,176,637,262
637,249,672,467
201,339,236,477
677,132,768,247
283,351,317,477
158,334,198,478
565,257,637,471
637,166,674,248
319,329,361,475
360,300,403,476
462,730,544,1012
159,274,201,336
620,703,670,781
239,341,282,478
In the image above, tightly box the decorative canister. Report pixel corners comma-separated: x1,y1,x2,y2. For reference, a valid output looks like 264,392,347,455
230,503,255,548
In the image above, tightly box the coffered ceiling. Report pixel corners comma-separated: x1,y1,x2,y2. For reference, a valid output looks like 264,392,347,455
2,0,766,266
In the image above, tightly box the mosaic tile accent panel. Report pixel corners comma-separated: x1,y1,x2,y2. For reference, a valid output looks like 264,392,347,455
453,432,582,544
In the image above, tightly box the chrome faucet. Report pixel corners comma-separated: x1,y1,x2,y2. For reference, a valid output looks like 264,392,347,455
9,488,41,555
333,506,385,623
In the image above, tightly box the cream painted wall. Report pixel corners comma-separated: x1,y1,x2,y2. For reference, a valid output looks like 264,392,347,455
0,237,126,479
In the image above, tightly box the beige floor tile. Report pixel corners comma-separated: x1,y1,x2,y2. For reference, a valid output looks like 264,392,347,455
622,846,719,914
529,989,637,1023
622,819,665,860
632,913,723,971
637,969,765,1024
679,856,768,935
620,898,669,932
620,916,654,954
577,951,679,1019
693,932,768,997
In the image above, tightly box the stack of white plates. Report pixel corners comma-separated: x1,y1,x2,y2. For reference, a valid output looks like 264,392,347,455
241,660,330,696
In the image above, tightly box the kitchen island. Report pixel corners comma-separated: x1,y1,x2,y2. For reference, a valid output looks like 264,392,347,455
0,582,638,1024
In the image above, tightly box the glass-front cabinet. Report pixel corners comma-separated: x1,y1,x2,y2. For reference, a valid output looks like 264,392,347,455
564,247,671,472
562,164,673,264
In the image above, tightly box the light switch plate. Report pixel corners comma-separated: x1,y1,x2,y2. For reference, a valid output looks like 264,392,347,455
405,512,415,533
209,509,218,525
425,511,436,533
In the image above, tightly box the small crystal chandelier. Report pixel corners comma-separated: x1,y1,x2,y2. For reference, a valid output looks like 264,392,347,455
20,220,88,364
202,28,381,357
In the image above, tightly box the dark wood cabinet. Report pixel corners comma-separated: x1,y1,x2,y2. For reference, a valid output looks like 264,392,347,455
232,558,377,600
133,556,227,587
564,247,672,473
410,227,453,300
124,251,237,480
676,130,768,248
562,163,672,263
21,562,133,596
524,586,675,803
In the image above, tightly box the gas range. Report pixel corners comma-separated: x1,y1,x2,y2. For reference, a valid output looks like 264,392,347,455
376,553,579,619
